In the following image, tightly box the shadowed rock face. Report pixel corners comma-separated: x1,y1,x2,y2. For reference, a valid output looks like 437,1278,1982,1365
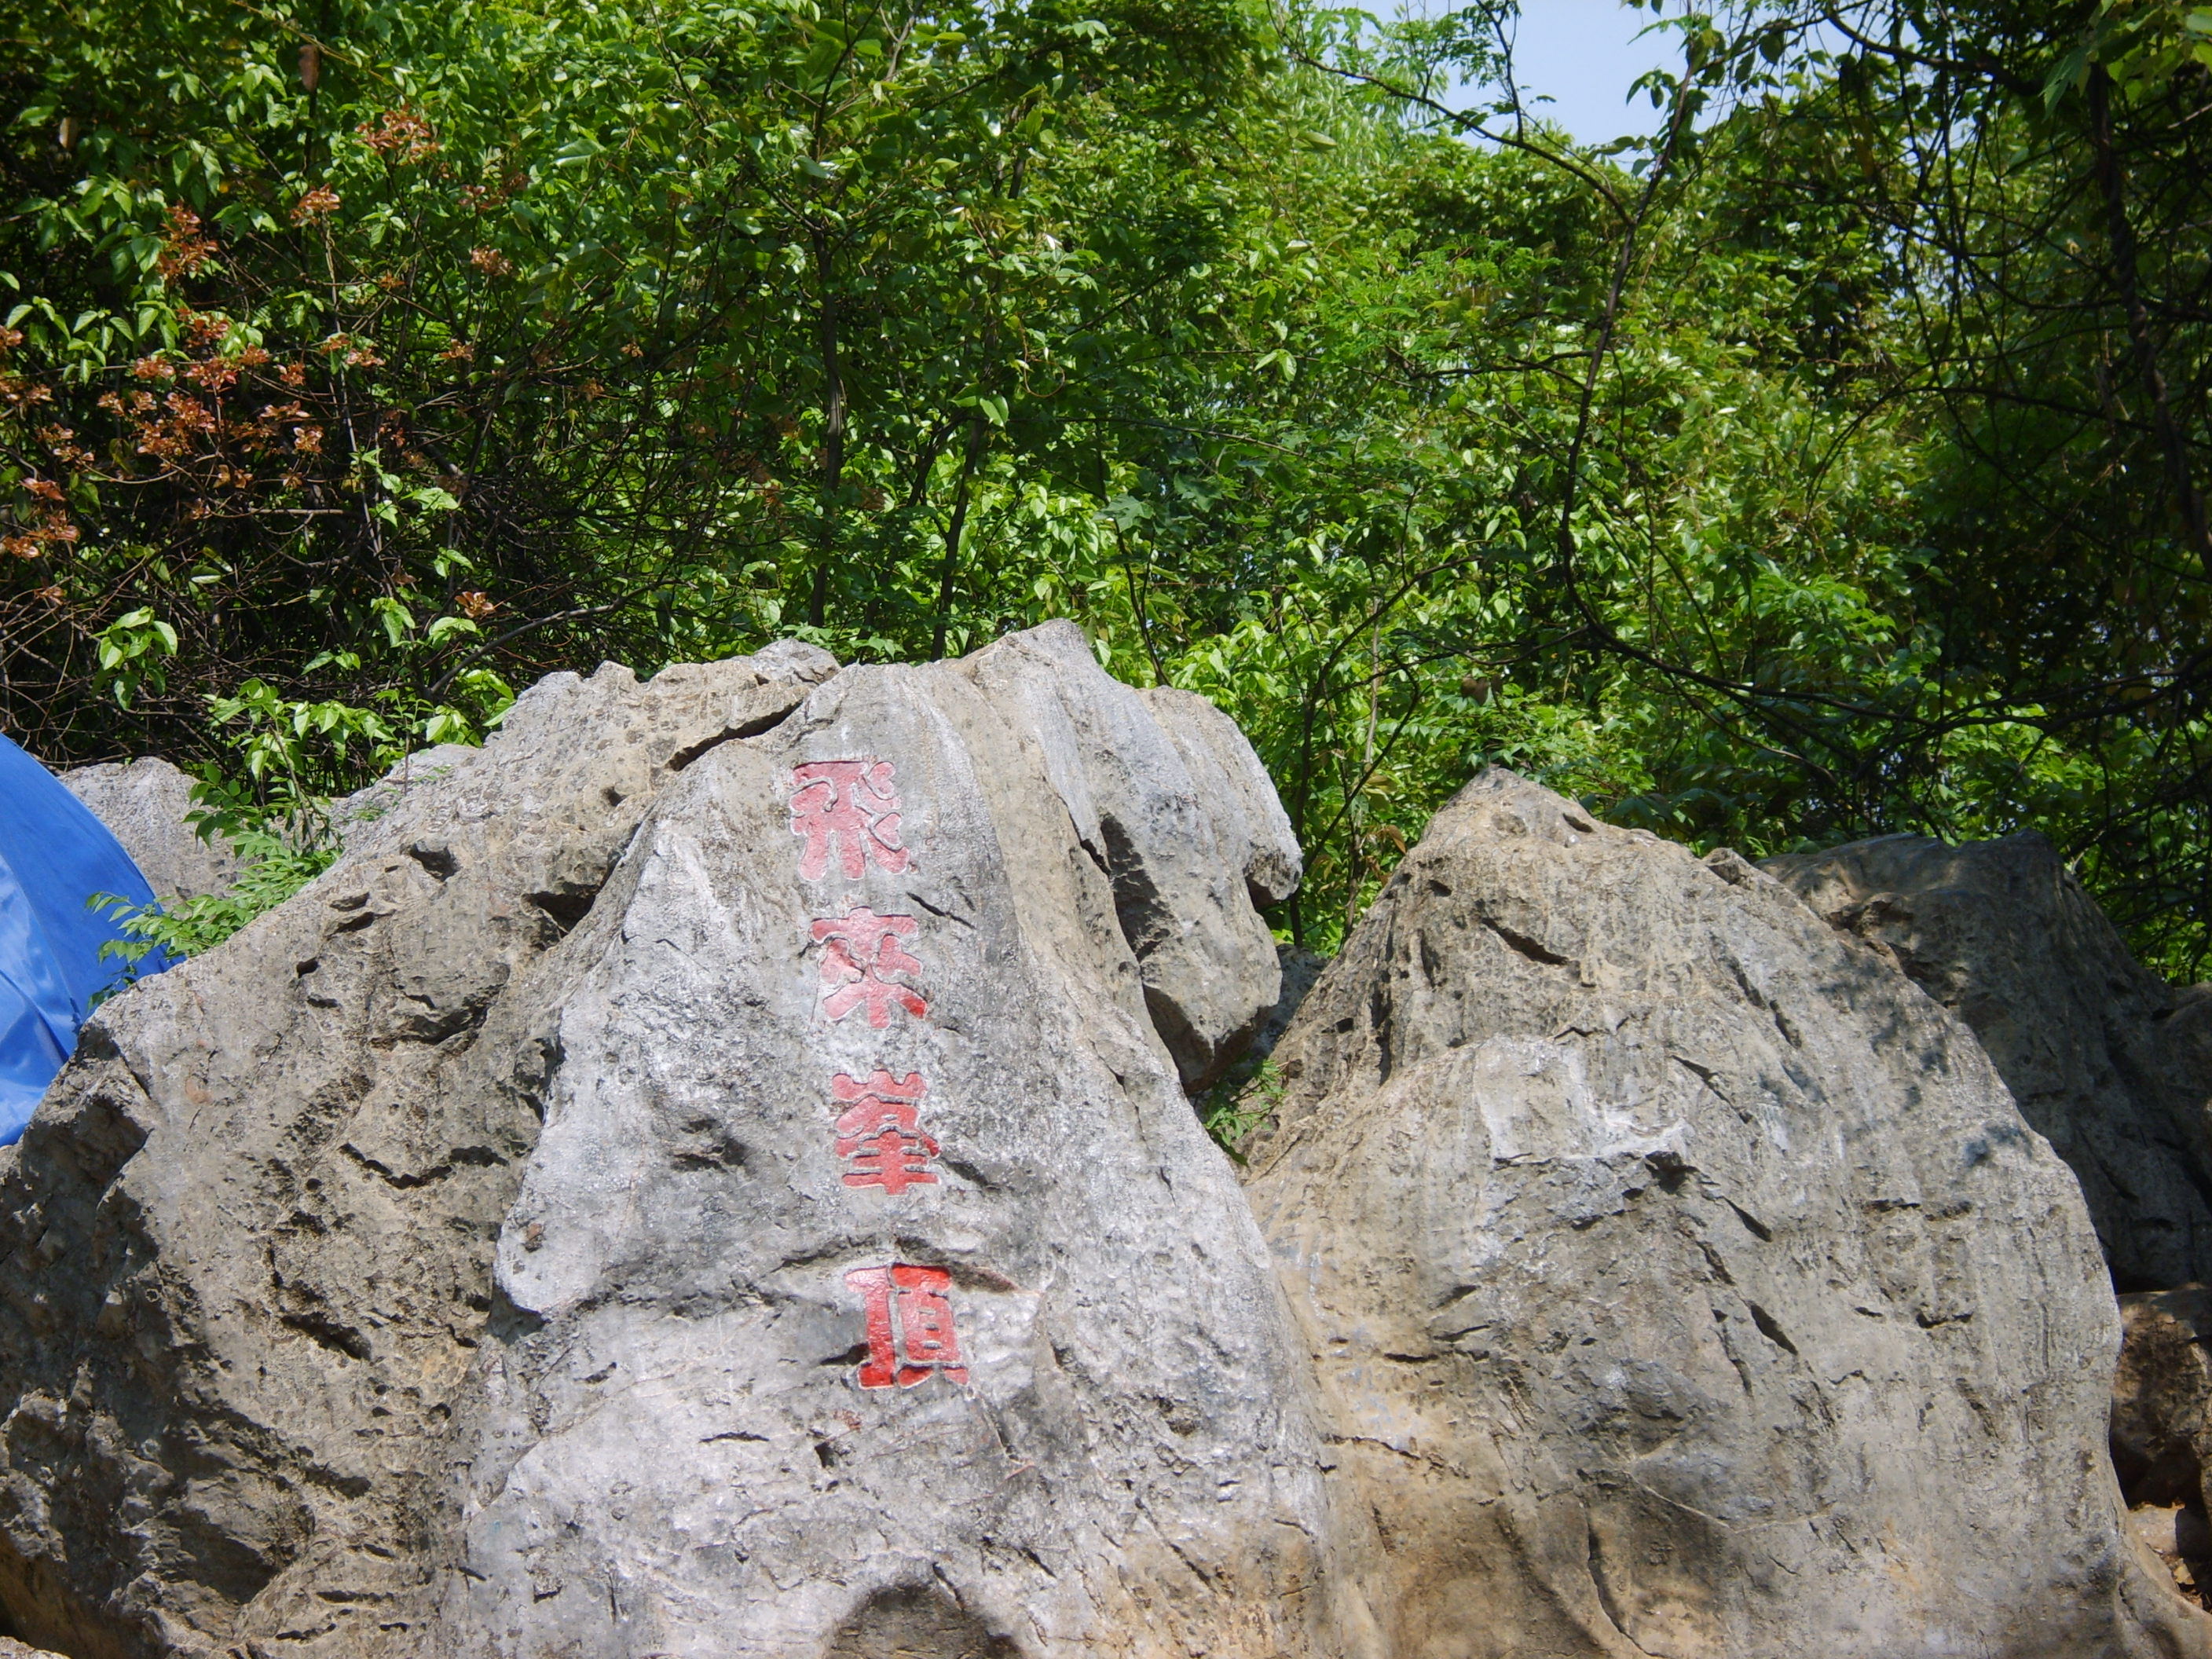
1765,831,2212,1292
0,624,1358,1659
2113,1287,2212,1602
1242,771,2207,1659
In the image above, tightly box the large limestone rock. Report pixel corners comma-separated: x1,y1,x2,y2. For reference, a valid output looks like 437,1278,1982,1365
59,758,236,903
0,624,1359,1658
1765,831,2212,1291
1242,770,2207,1658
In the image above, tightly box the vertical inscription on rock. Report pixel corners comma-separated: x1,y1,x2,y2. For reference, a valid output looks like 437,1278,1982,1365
789,758,910,879
789,758,969,1389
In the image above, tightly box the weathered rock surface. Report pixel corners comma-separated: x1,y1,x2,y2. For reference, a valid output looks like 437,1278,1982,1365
965,632,1295,1089
0,646,838,1659
332,742,485,833
1765,831,2212,1291
58,759,236,903
20,646,2210,1659
1243,770,2207,1657
0,624,1358,1658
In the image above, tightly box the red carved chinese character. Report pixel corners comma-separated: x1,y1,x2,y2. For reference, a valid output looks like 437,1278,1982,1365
812,908,926,1027
844,1263,969,1388
892,1265,964,1378
789,759,910,881
830,1070,939,1194
831,1068,926,1132
840,1126,941,1194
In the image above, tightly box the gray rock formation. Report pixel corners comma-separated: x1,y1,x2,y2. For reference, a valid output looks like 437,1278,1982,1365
18,649,2207,1659
331,742,485,835
0,625,1361,1658
60,745,485,914
1766,831,2212,1291
59,758,236,903
958,632,1296,1088
1242,770,2207,1658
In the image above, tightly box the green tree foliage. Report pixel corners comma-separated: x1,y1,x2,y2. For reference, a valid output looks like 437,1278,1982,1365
91,823,337,980
1684,0,2212,967
2,0,2208,972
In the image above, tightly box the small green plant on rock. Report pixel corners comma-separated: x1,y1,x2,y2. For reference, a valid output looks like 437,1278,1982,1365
1200,1056,1289,1164
90,785,337,992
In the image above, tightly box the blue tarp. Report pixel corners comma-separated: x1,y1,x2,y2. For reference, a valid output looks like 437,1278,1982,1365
0,734,174,1143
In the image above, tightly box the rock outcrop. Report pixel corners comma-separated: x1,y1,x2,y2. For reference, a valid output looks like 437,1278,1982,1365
1765,831,2212,1291
1242,770,2207,1657
58,759,236,903
0,624,1360,1658
16,644,2212,1658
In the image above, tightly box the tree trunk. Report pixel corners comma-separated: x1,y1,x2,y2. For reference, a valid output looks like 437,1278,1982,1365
2087,64,2211,581
931,419,989,659
810,225,844,628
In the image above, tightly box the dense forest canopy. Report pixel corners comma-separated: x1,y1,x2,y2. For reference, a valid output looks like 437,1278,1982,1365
2,0,2208,967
